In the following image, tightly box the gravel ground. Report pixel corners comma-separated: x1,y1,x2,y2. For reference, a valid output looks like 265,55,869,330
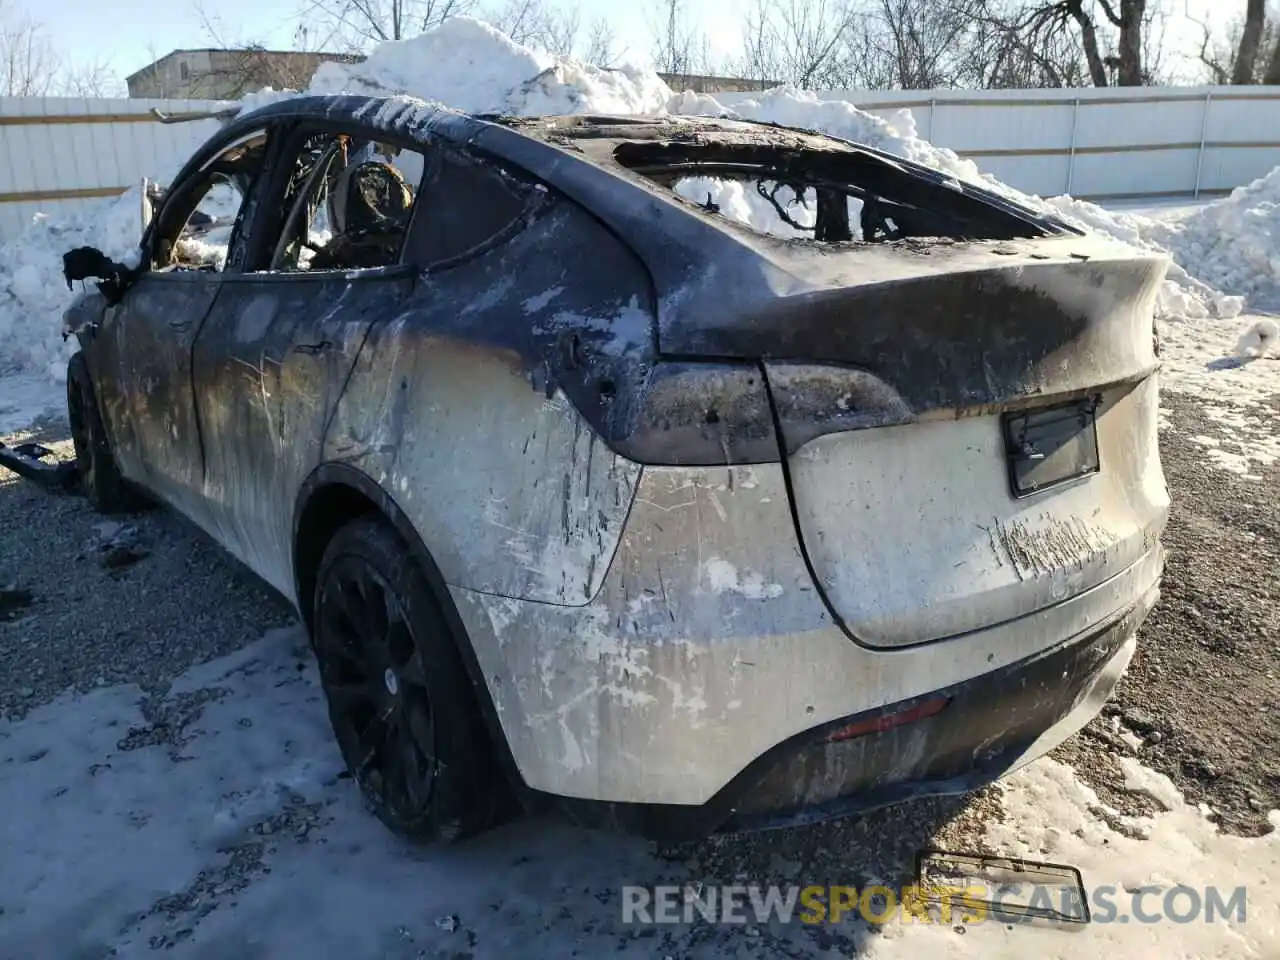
0,417,294,723
1055,389,1280,838
0,385,1276,951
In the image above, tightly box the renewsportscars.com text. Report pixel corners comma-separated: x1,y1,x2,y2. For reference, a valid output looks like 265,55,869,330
622,883,1247,926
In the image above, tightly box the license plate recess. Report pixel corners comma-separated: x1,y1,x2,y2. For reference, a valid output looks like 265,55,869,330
1002,396,1101,498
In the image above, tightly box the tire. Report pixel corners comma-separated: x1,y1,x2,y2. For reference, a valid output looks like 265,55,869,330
65,352,144,514
311,516,506,843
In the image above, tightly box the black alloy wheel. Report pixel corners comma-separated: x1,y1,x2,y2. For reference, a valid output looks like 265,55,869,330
312,517,504,842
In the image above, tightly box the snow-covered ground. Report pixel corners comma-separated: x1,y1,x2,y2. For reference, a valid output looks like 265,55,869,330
0,374,64,435
1104,197,1215,221
2,624,1275,958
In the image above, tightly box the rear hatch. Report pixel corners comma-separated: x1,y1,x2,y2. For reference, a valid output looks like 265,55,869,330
768,351,1168,647
622,129,1171,647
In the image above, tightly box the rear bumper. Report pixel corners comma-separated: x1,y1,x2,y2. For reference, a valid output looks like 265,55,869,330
449,454,1165,816
540,586,1155,841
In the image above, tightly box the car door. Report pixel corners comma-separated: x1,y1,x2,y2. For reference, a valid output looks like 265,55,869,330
190,123,425,597
90,126,275,523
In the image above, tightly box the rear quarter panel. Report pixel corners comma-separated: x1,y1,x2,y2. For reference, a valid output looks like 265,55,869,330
322,195,653,604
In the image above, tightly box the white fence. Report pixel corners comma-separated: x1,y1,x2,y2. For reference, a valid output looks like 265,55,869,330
2,85,1279,246
720,84,1280,202
0,97,229,246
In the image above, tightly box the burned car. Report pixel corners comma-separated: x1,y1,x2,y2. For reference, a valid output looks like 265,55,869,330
59,95,1170,842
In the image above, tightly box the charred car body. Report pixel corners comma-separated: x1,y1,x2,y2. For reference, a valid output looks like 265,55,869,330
59,95,1170,842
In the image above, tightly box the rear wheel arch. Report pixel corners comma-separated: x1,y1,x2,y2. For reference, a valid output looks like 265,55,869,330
291,463,531,795
292,468,382,632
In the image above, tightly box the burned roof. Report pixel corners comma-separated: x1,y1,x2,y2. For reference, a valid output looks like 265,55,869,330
233,96,853,154
220,95,1074,242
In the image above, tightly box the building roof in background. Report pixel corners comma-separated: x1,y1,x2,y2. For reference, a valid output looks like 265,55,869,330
126,48,360,84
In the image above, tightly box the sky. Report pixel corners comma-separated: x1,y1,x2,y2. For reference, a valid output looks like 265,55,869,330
20,0,1229,92
22,0,745,86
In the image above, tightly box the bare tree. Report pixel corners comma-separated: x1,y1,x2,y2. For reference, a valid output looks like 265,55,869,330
296,0,618,63
1191,18,1230,83
0,0,59,95
735,0,783,83
581,17,620,65
727,0,1127,93
60,60,120,97
486,0,549,45
1266,26,1280,81
0,1,123,96
874,0,984,87
191,1,350,96
962,0,1088,86
733,0,1106,91
1189,1,1280,84
649,0,714,76
1114,0,1148,84
485,0,579,55
1017,1,1109,85
1187,3,1236,82
729,0,890,89
776,0,861,86
482,0,623,62
298,0,477,48
1233,0,1268,82
973,0,1161,87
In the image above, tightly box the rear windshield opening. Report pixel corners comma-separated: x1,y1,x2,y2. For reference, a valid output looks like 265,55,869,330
614,138,1052,244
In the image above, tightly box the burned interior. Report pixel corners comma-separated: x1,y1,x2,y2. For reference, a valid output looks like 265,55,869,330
501,115,1076,244
267,131,426,271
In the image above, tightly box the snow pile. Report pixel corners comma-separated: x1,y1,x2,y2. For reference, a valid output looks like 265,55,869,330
679,87,1011,199
1,15,1278,383
1028,166,1280,322
1168,168,1280,311
0,186,145,382
1039,196,1246,320
1235,317,1280,358
309,17,670,116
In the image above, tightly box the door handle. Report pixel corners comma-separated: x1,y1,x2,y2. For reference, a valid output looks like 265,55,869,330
293,340,333,356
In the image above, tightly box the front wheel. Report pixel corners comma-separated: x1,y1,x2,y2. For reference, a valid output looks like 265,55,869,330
65,352,144,514
311,516,508,843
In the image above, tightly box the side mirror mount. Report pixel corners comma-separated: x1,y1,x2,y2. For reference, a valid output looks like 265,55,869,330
62,246,140,306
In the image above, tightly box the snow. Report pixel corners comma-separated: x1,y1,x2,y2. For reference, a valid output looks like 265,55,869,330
0,187,144,383
673,177,868,240
884,759,1280,957
1167,170,1280,311
197,183,243,222
0,373,65,434
1,624,1275,956
702,557,785,600
1182,399,1280,481
309,17,671,117
1236,317,1280,359
1104,198,1211,221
